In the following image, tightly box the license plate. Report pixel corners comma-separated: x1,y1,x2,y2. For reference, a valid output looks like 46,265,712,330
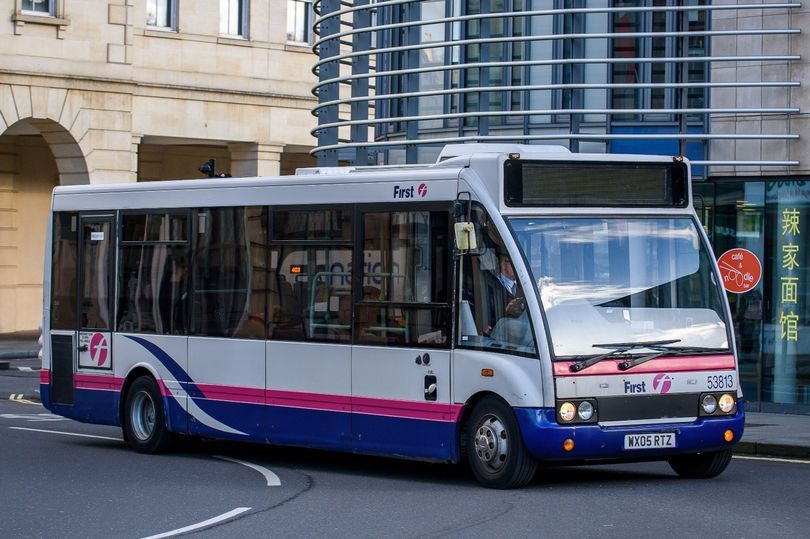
624,433,676,450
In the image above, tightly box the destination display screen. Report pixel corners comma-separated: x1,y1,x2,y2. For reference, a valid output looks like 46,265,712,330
503,160,688,208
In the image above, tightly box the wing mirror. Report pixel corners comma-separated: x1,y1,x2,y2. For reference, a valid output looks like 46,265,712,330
454,222,477,251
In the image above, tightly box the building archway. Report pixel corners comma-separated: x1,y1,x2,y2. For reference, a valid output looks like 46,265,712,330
0,118,89,334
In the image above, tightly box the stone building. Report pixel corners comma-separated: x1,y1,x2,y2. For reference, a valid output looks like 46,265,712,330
0,0,318,333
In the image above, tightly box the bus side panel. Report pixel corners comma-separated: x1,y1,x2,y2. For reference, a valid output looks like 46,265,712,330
452,349,545,408
266,341,352,451
187,337,267,443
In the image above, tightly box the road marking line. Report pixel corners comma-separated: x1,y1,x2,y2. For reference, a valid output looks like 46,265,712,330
8,426,121,442
140,507,251,539
0,413,65,421
734,455,810,465
8,395,37,405
214,455,282,486
18,366,32,371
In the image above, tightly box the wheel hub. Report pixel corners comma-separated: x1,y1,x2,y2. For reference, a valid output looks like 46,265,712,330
131,390,156,441
473,415,509,471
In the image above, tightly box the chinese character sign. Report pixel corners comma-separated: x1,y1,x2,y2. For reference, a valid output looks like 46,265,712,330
779,208,801,342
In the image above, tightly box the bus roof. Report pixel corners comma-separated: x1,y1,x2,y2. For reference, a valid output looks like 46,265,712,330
51,146,689,212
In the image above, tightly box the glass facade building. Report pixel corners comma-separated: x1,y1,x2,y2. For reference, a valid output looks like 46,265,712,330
311,1,806,411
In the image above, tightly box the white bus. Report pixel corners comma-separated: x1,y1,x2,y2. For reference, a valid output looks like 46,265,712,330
41,144,743,488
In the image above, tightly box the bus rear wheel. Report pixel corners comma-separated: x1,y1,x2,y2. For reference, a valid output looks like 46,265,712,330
123,376,175,454
668,448,733,479
467,397,537,489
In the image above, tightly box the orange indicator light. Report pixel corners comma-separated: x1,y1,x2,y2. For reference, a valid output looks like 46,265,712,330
481,369,494,377
724,429,734,442
563,439,575,452
290,265,302,274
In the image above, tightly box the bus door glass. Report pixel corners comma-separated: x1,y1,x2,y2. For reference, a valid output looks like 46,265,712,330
351,207,454,460
77,215,115,371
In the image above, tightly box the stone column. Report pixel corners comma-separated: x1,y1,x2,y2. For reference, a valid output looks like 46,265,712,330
0,141,18,333
228,143,284,178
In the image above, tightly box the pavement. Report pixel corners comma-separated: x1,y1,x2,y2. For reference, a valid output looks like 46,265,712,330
1,336,808,460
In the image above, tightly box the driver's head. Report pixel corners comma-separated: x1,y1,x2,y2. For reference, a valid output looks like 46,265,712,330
500,255,515,281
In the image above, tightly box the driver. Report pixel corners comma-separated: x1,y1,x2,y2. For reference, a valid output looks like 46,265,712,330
490,255,529,345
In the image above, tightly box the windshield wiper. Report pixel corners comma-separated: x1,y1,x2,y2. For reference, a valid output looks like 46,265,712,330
617,344,729,371
570,339,681,373
644,345,728,354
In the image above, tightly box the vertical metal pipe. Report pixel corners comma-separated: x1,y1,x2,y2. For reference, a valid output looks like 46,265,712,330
351,0,372,165
317,0,341,166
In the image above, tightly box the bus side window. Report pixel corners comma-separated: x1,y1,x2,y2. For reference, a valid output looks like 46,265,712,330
458,205,537,356
355,210,451,348
51,212,78,330
267,209,352,343
118,212,190,335
191,207,266,339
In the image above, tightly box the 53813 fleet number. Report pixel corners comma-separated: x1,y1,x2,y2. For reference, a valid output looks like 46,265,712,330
707,374,734,390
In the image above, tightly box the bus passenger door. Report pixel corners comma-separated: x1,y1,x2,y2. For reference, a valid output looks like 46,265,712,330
76,216,115,374
351,207,455,461
49,214,116,420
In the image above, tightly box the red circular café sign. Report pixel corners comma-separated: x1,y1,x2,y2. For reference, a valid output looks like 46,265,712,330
717,248,762,294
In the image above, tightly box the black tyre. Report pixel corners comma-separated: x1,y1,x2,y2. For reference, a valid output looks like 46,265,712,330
668,448,733,479
122,376,175,454
467,397,537,489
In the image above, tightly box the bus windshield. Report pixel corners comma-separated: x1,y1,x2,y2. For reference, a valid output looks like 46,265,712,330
510,217,730,359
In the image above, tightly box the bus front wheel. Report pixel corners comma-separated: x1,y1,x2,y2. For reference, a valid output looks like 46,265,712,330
467,397,537,489
123,376,175,454
668,448,733,479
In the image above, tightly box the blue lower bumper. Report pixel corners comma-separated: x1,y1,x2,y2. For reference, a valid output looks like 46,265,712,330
515,407,745,462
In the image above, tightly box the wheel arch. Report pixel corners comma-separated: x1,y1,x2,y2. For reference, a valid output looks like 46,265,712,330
119,364,166,439
456,391,512,458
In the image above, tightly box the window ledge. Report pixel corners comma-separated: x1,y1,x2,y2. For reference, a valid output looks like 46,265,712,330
144,27,180,39
12,12,69,26
218,35,250,46
285,42,313,53
11,11,69,38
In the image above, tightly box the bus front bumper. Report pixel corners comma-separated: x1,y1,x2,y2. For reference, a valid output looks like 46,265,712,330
514,407,745,462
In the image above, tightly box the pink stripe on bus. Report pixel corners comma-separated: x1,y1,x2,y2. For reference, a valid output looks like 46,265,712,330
268,389,351,413
352,395,463,422
73,373,124,392
553,354,736,377
40,370,50,384
194,382,266,405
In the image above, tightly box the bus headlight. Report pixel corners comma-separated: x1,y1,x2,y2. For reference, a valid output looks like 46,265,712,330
577,401,594,421
718,394,736,414
559,402,576,422
701,394,717,414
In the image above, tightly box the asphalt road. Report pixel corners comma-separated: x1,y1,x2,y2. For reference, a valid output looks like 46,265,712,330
1,393,809,539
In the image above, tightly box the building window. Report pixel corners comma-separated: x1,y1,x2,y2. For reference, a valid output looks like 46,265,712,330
220,0,247,37
287,0,313,44
147,0,176,30
21,0,53,15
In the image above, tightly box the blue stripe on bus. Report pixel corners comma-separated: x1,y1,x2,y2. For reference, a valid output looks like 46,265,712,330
46,387,121,427
352,413,456,461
